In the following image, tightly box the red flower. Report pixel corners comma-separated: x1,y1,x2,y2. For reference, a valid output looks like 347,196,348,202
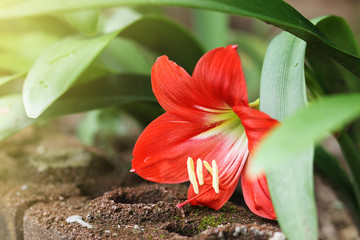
131,45,278,219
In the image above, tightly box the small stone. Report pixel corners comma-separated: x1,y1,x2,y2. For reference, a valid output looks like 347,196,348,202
218,231,224,239
21,185,28,191
105,230,111,234
233,226,242,237
240,226,248,234
134,224,140,230
36,145,46,154
269,232,286,240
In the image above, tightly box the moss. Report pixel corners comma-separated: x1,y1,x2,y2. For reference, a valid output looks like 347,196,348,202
219,203,237,213
198,214,226,232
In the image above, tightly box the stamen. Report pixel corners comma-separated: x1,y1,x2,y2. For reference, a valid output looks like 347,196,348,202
203,161,213,176
196,158,204,185
187,157,199,194
212,160,219,194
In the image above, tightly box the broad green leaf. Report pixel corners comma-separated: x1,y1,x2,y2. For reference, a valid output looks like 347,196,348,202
42,74,154,118
23,31,119,118
0,73,25,87
193,10,228,51
0,32,59,73
23,15,203,119
0,94,34,140
231,31,268,100
1,0,360,77
119,16,204,73
259,32,317,240
99,37,152,75
307,16,360,94
0,74,154,141
252,94,360,173
307,15,360,147
63,9,100,35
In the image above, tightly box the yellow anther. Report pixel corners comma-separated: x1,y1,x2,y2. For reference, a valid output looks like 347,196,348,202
196,158,204,185
203,161,213,176
212,160,219,194
187,157,199,194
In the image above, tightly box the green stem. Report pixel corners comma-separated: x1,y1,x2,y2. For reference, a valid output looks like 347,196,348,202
193,9,229,50
338,131,360,216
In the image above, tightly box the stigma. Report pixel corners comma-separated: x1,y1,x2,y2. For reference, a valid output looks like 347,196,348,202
186,157,219,194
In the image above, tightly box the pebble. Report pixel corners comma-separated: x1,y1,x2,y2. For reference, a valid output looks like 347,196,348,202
240,226,248,234
105,230,111,234
218,231,224,239
269,232,286,240
233,226,242,237
66,215,93,229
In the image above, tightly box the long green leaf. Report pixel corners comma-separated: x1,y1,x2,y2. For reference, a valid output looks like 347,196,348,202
0,73,25,87
307,15,360,94
0,74,154,141
193,10,228,51
23,31,119,118
42,74,154,118
62,9,100,35
259,32,317,240
23,14,203,119
0,94,34,140
252,94,360,173
0,0,360,77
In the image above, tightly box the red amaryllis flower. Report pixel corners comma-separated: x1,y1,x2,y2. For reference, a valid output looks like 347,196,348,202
131,45,278,219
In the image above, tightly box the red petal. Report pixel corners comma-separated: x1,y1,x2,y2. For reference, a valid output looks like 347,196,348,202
151,56,207,116
182,130,249,210
233,106,278,219
192,45,248,108
233,106,279,153
241,163,276,219
187,179,239,210
132,112,248,188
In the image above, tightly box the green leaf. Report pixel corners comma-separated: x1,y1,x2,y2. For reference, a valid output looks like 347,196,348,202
193,10,228,50
0,94,34,140
0,73,25,87
119,16,204,73
62,9,100,35
41,74,154,118
23,14,203,119
0,31,59,73
307,15,360,94
99,37,152,75
23,31,119,118
259,31,317,240
1,0,360,77
252,94,360,173
0,74,154,141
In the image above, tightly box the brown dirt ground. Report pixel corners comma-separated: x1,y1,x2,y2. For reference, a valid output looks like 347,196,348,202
0,118,359,239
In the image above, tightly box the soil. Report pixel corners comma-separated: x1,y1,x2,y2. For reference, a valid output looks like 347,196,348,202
0,117,359,239
24,185,279,240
